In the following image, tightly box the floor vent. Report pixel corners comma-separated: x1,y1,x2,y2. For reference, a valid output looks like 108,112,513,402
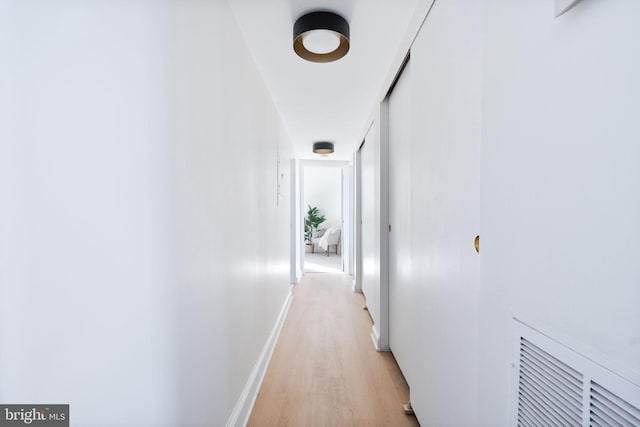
512,320,640,427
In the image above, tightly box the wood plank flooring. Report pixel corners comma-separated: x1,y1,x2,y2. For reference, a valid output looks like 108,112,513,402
248,273,420,427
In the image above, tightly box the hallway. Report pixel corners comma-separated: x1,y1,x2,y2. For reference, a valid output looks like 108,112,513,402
248,273,419,427
4,1,640,425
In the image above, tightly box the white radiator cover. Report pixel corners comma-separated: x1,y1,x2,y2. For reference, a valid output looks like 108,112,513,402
511,320,640,426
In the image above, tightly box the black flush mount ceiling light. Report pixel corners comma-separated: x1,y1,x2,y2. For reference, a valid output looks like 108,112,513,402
293,11,350,63
312,141,334,154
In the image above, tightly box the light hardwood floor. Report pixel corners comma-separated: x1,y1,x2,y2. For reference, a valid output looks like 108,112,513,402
248,273,420,427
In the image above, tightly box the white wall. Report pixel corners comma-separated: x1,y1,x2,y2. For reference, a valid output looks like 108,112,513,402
303,166,342,230
0,1,291,425
479,0,640,424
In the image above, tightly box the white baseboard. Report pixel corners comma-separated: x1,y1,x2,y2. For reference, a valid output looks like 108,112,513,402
351,279,361,293
370,326,379,350
226,288,293,427
370,325,390,352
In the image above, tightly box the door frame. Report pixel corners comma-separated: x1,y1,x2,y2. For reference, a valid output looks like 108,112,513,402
353,144,363,293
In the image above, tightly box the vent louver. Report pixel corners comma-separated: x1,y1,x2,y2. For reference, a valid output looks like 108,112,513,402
512,320,640,427
590,381,640,426
517,338,583,426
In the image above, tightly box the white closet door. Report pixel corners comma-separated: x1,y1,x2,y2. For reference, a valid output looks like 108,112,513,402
388,60,418,384
360,130,379,331
387,0,483,424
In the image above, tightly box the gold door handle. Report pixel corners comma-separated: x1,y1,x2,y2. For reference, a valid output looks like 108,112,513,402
474,235,480,253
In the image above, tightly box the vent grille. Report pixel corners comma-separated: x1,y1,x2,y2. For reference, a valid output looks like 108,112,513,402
512,320,640,427
590,382,640,427
517,338,583,426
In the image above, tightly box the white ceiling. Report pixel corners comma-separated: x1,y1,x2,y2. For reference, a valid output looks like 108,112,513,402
228,0,421,160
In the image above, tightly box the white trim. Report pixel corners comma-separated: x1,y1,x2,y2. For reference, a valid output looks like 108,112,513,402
226,288,293,427
352,148,363,293
296,159,303,282
370,325,390,352
290,158,298,285
342,164,354,276
370,326,380,350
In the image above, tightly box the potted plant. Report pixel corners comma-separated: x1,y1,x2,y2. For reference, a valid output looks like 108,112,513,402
304,205,326,246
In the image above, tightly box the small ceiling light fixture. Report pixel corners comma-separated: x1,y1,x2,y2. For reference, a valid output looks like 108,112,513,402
293,11,350,63
312,141,334,154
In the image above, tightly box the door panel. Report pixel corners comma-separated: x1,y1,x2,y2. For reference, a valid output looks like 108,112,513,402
387,0,482,424
360,132,379,329
388,61,418,383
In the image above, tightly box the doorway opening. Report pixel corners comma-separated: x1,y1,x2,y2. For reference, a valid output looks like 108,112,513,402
299,160,352,275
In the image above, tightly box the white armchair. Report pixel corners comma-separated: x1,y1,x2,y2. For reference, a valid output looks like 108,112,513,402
310,228,325,254
317,227,341,256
